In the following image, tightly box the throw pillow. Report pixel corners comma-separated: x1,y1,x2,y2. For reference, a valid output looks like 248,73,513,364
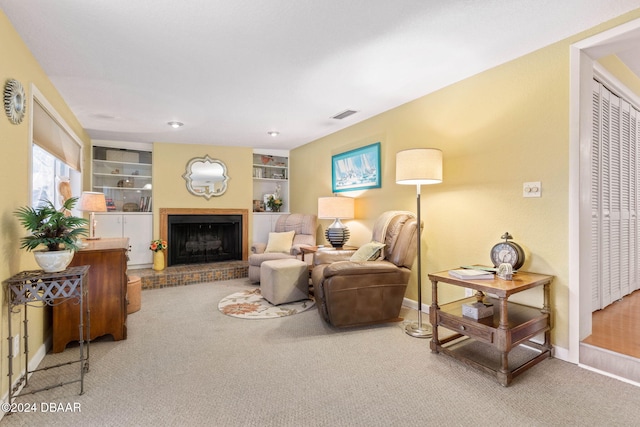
265,230,296,254
350,241,385,261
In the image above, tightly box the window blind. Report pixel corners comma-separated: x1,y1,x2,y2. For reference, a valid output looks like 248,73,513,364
32,100,82,171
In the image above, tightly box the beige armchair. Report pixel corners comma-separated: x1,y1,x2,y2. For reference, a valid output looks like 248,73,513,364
311,211,419,327
248,213,317,283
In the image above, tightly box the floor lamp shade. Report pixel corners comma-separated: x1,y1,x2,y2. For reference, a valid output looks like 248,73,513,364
396,148,443,185
79,191,107,240
318,196,355,248
396,148,443,338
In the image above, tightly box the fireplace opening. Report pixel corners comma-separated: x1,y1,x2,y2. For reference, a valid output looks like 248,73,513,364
168,214,242,266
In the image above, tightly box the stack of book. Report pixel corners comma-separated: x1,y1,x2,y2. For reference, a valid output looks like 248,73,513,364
448,269,494,280
138,196,152,212
105,198,117,211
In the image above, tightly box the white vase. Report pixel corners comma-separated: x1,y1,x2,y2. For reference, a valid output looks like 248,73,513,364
33,249,75,273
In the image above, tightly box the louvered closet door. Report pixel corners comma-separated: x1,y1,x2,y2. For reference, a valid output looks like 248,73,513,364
591,80,602,311
591,79,640,311
620,100,636,298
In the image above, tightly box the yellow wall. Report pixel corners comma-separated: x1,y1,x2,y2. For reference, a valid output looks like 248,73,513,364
0,10,91,401
290,10,640,352
151,143,254,242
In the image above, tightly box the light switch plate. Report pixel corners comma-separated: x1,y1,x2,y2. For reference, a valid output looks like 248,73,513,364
523,181,541,198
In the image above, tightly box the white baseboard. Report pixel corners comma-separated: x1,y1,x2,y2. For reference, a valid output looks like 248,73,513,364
553,345,569,362
0,337,51,421
402,297,430,313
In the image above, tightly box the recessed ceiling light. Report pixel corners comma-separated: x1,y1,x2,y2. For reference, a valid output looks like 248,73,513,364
168,121,184,128
92,113,118,120
267,131,279,137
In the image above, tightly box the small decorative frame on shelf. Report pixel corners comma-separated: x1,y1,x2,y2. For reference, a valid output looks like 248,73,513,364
331,142,381,192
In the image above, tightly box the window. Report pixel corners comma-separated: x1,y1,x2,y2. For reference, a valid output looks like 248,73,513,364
31,144,80,209
31,88,83,212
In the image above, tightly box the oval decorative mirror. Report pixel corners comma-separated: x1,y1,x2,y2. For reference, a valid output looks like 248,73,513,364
182,155,229,199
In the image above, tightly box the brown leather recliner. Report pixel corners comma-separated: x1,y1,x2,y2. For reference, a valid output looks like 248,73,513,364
312,211,419,327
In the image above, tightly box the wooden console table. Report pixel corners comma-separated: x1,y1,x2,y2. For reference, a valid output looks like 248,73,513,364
428,269,553,386
54,238,129,352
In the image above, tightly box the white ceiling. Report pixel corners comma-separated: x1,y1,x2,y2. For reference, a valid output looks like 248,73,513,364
2,1,640,150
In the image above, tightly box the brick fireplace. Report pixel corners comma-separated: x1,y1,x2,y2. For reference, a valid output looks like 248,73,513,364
124,208,251,290
160,208,249,266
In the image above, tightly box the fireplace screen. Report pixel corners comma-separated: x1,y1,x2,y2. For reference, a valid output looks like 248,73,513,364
168,215,242,266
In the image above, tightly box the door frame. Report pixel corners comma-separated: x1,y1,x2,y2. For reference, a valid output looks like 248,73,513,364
569,17,640,363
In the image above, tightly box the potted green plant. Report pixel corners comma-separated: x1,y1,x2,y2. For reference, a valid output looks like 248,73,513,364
14,197,89,272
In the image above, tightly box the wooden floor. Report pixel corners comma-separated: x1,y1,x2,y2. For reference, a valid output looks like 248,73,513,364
582,289,640,359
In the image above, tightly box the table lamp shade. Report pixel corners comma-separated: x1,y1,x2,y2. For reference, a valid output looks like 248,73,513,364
396,148,443,185
317,196,355,219
78,192,107,212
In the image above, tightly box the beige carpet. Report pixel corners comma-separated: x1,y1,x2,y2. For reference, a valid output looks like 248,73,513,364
2,278,640,426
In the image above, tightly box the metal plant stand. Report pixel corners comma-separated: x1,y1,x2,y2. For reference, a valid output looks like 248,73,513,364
3,265,90,412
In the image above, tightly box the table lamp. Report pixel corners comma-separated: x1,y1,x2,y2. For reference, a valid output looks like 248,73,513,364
318,196,355,249
79,191,107,240
396,148,443,338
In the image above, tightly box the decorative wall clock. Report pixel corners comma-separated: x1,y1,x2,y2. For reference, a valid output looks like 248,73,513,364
4,79,26,124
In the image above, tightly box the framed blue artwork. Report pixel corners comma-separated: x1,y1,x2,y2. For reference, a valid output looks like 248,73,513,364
332,142,381,192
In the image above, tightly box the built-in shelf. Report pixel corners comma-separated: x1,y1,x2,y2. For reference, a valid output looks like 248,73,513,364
252,150,289,213
252,150,290,243
92,145,153,212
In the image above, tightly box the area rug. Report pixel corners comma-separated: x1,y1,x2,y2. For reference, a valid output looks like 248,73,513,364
218,288,315,319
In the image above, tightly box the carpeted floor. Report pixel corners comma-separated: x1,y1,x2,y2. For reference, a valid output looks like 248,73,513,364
2,278,640,426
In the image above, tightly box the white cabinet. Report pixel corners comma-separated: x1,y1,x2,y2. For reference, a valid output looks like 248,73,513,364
252,213,283,244
92,144,152,212
94,213,153,267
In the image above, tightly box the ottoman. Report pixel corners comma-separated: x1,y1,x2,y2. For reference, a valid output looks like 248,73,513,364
260,259,309,305
127,275,142,314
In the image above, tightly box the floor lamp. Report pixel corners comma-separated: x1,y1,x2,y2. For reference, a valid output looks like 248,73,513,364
396,148,443,338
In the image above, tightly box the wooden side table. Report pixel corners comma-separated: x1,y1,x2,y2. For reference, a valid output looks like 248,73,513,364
300,245,319,264
428,269,553,386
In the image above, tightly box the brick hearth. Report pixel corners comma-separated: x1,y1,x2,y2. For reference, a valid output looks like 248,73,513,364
128,260,248,290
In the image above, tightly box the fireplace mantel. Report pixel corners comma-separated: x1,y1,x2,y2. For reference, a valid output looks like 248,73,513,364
160,208,249,262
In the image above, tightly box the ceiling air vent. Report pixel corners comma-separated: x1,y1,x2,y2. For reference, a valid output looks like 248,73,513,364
331,109,358,120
